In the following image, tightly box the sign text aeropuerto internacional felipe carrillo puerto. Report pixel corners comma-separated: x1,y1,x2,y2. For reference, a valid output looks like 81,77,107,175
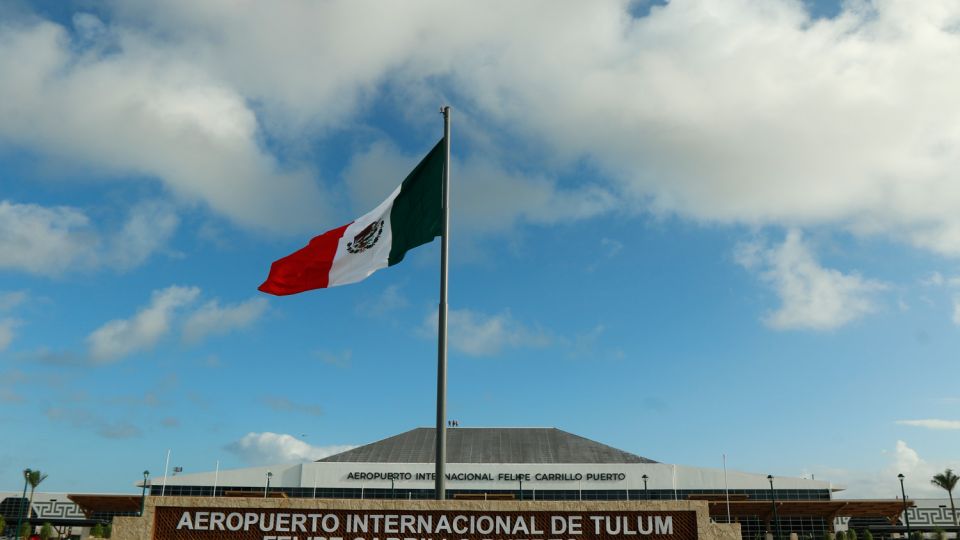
156,508,697,540
343,472,629,482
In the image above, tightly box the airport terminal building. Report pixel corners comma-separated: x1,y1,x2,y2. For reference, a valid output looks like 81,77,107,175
4,428,943,540
146,427,915,539
152,428,835,501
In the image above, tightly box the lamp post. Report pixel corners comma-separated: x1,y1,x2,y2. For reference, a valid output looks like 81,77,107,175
391,479,395,499
642,474,649,500
140,471,150,516
767,475,782,540
898,474,912,539
519,478,523,501
264,472,273,498
15,468,31,540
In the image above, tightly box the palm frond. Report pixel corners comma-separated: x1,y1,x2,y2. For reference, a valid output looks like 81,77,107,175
26,470,48,488
931,468,959,491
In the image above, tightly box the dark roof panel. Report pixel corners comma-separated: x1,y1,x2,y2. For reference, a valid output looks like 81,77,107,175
319,428,656,464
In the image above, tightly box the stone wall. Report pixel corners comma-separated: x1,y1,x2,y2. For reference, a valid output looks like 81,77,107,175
113,497,740,540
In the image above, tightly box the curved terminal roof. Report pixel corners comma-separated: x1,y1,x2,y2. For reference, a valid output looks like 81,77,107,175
318,427,658,464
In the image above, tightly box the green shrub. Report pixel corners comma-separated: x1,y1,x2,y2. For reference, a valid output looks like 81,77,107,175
39,522,53,540
104,523,112,538
836,531,847,540
849,529,858,540
91,523,105,538
863,530,873,540
20,522,32,539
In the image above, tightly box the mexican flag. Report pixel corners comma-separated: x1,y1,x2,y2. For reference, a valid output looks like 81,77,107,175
258,139,444,295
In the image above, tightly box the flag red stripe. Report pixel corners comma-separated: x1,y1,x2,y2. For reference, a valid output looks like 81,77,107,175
258,223,351,296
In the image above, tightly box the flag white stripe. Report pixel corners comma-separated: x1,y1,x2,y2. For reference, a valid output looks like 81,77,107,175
327,186,400,287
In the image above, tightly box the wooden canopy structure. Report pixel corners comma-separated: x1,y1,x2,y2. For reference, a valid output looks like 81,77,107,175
67,494,142,517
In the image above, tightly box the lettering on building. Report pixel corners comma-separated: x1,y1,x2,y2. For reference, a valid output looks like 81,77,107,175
156,508,696,540
343,472,628,482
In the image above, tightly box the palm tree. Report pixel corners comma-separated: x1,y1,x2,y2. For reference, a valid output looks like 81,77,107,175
24,469,48,538
931,468,958,527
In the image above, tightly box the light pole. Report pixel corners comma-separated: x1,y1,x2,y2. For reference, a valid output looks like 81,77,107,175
767,475,782,540
519,478,523,501
15,468,31,540
264,472,273,498
898,474,912,539
140,471,150,516
642,474,649,500
391,479,395,499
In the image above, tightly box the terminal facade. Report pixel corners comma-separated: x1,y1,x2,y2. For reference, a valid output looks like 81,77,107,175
149,427,857,539
3,428,947,539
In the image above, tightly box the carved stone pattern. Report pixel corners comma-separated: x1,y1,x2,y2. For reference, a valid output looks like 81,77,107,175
30,500,86,519
907,507,957,526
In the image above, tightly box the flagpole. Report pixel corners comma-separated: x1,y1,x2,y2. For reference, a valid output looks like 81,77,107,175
160,449,171,497
435,105,451,500
213,460,219,497
723,454,731,523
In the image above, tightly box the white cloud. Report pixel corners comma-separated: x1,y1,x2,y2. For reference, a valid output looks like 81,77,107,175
354,284,408,318
97,422,142,439
918,270,960,289
0,17,329,233
225,432,355,465
314,349,352,368
421,307,552,357
737,230,887,330
0,200,178,276
601,238,623,258
0,291,26,351
588,239,625,272
0,200,98,275
921,272,946,287
83,287,262,361
4,2,960,251
912,274,960,325
85,1,960,254
896,419,960,430
44,406,142,439
563,324,625,361
0,369,26,403
0,318,19,351
182,296,268,344
826,440,960,499
0,387,23,403
262,397,323,417
87,285,200,363
106,201,180,270
0,291,28,312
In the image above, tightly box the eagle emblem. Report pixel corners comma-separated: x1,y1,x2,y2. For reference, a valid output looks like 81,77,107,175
346,219,384,254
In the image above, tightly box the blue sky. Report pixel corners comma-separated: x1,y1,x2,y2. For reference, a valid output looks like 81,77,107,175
1,0,958,499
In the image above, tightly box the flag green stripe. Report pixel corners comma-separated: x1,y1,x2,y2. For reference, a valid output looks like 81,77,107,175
387,139,445,266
